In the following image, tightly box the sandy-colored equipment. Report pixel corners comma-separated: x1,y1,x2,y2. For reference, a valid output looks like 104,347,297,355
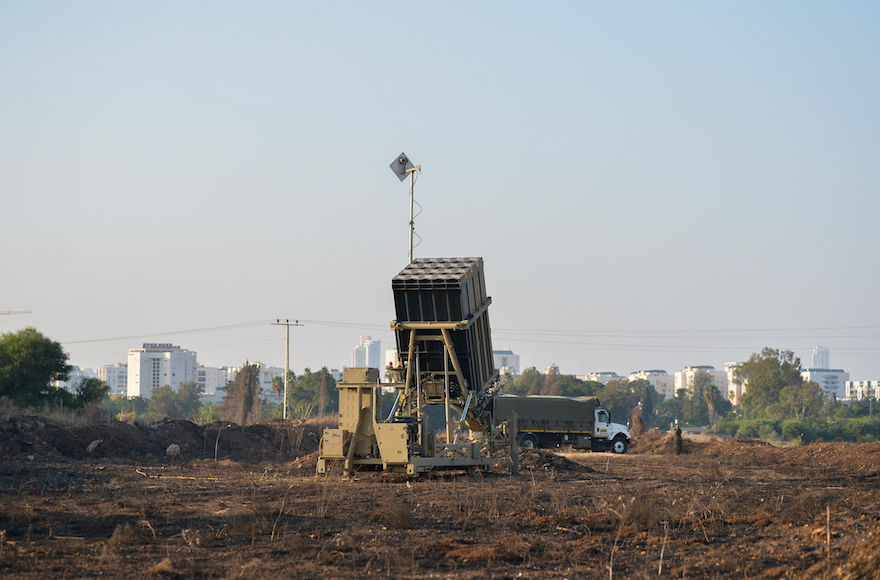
317,257,512,475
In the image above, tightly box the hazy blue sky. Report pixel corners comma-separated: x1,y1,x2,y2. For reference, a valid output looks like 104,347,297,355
2,2,879,380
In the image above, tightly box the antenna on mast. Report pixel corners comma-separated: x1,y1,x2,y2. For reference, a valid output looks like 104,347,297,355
389,152,421,264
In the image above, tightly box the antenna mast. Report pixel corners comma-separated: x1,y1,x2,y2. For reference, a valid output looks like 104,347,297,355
389,152,421,263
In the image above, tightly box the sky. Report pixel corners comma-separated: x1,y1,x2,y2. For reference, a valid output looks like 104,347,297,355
2,2,879,381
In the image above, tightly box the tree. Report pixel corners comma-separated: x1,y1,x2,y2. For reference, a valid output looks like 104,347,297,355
193,403,219,425
271,373,289,403
596,379,658,425
175,381,204,418
220,363,262,425
146,381,205,420
500,367,599,397
773,381,824,421
318,373,329,416
737,348,804,419
287,367,337,417
704,384,722,426
147,385,178,419
501,367,543,396
0,327,71,407
75,378,110,408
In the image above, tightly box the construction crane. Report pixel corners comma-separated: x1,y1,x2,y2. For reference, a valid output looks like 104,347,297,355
0,309,31,316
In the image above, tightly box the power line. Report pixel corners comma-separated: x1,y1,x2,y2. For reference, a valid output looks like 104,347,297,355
61,320,274,345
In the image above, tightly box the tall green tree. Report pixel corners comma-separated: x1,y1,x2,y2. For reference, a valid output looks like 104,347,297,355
175,381,204,418
704,384,722,426
737,348,804,419
220,363,262,425
772,381,824,421
0,327,71,407
597,379,660,425
75,377,110,407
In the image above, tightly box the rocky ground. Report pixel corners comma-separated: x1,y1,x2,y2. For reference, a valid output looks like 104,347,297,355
1,417,879,578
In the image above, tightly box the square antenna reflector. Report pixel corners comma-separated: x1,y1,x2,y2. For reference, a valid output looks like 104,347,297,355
389,152,415,182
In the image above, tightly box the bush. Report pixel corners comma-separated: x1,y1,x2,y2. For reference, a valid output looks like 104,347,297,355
714,415,740,437
735,419,779,440
780,419,814,443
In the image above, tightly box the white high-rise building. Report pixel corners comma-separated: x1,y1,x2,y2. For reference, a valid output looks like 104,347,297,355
628,370,674,399
98,363,128,396
811,346,830,369
127,343,198,399
352,336,381,368
493,349,521,376
802,368,849,399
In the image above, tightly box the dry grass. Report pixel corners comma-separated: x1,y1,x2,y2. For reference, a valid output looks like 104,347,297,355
1,439,879,579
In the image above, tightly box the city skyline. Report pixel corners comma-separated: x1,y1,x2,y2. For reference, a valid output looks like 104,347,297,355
2,3,879,381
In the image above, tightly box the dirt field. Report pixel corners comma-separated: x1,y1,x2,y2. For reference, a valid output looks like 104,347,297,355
1,418,879,579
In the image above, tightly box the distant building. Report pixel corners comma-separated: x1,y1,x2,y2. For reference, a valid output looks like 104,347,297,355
52,366,97,393
845,380,880,401
802,368,849,399
585,371,622,383
724,362,744,405
98,363,128,396
127,343,198,399
227,363,284,397
674,365,728,398
352,336,381,368
543,363,560,376
628,370,674,399
811,346,830,369
197,366,230,401
493,349,520,376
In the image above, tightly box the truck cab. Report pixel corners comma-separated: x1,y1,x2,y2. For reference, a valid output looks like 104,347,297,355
591,408,632,453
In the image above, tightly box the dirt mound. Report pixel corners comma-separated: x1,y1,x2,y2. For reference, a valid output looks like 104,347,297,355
492,447,593,474
831,527,880,579
691,436,777,462
629,428,670,454
690,439,880,474
630,428,713,455
0,416,323,464
285,451,319,475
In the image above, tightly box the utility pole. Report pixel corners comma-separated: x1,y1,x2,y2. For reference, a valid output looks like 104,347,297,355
272,319,302,420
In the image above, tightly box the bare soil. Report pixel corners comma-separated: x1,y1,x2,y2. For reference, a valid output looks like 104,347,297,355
1,417,879,579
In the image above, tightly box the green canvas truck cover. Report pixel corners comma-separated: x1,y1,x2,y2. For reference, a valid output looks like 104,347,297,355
492,394,599,433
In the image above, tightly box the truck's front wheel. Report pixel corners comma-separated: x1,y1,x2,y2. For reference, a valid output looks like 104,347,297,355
520,434,539,449
611,436,629,454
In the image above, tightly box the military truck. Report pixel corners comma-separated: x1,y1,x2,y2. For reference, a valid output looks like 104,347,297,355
492,394,632,453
